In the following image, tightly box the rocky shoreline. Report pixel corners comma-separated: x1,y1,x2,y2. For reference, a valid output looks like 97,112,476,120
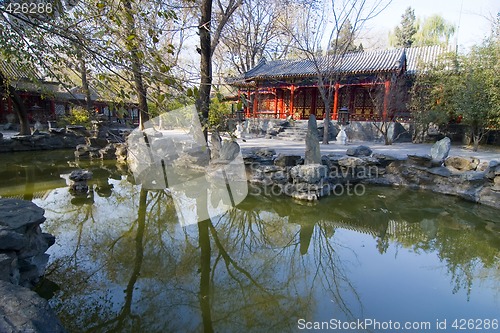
0,199,66,333
243,142,500,210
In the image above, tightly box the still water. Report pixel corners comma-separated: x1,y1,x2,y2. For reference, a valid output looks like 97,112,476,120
1,150,499,332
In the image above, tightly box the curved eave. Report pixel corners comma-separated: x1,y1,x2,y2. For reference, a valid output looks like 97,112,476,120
247,68,400,82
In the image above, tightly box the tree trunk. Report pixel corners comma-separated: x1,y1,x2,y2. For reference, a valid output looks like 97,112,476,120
197,0,213,140
472,134,480,152
322,104,330,144
123,0,149,130
1,73,30,135
78,54,94,114
9,85,30,135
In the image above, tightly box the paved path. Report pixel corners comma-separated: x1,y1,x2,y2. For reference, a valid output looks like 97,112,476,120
236,137,500,162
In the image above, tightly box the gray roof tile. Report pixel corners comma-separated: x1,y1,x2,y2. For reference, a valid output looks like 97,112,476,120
241,46,449,81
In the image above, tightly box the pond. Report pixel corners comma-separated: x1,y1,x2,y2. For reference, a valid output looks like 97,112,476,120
1,150,500,332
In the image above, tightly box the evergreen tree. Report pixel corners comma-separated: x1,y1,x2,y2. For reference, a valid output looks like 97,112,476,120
330,20,362,53
390,6,417,48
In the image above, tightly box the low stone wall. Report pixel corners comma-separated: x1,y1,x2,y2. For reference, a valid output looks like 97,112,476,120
244,147,500,210
0,199,66,332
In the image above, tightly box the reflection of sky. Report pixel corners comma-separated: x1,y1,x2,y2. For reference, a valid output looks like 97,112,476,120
331,229,500,325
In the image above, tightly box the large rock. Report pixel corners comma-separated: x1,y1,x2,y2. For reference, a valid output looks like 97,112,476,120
0,199,45,231
430,137,451,162
305,115,321,165
493,176,500,192
338,156,366,168
69,169,93,182
0,199,54,288
0,280,66,333
99,144,117,159
445,156,480,171
219,140,240,161
407,154,434,168
210,131,222,160
290,164,328,184
274,154,301,167
346,145,372,157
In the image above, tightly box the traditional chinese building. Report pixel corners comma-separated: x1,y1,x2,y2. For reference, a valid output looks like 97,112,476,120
230,46,447,122
0,60,139,125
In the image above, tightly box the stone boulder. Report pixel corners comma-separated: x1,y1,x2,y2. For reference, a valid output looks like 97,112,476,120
274,154,301,167
290,164,328,184
69,169,93,182
253,148,276,158
305,115,321,165
115,143,128,164
210,131,222,160
445,156,480,171
99,144,117,159
493,176,500,192
338,156,366,168
346,145,372,157
0,199,54,288
69,170,93,194
0,280,66,333
407,154,434,168
219,140,240,161
430,137,451,163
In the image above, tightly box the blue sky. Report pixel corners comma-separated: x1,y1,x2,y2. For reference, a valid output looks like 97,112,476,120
362,0,499,50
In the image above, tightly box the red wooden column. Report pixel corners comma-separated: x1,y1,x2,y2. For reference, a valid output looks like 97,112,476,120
253,86,259,118
383,80,391,120
333,82,339,120
278,90,284,119
289,85,295,118
246,89,251,118
311,88,317,118
274,88,278,118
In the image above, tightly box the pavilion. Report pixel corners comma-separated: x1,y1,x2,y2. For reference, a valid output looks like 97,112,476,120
229,46,448,123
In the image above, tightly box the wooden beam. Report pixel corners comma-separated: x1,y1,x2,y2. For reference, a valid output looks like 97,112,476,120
289,85,295,118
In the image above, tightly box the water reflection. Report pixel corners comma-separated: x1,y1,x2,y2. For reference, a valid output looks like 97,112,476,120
0,152,499,332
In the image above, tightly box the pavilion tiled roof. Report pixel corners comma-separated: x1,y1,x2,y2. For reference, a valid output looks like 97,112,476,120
238,45,449,83
405,45,452,74
0,59,41,81
244,48,405,81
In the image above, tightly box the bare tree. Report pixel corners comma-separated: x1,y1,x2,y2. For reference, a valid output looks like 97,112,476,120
368,74,408,145
284,0,391,144
217,0,295,75
197,0,243,137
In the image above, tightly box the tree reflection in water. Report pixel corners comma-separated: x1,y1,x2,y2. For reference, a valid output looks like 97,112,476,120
42,182,364,332
1,151,494,332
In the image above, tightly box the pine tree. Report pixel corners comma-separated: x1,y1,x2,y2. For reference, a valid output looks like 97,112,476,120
391,7,417,48
330,20,362,54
